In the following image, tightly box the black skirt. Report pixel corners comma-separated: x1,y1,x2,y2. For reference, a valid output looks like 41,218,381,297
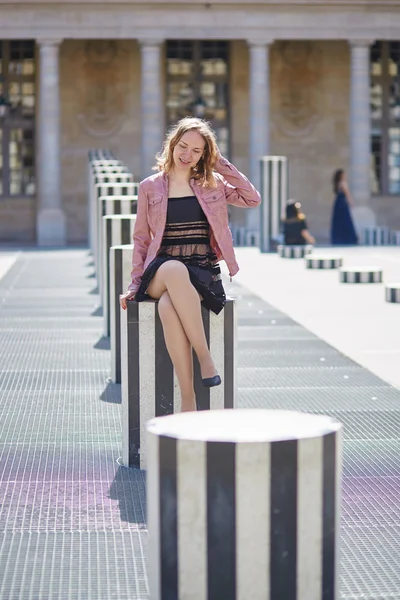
135,256,226,315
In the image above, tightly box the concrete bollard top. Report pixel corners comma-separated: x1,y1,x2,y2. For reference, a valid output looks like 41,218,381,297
147,408,342,443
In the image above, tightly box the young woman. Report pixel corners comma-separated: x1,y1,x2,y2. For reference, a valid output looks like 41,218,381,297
119,117,261,412
283,200,315,246
330,169,358,245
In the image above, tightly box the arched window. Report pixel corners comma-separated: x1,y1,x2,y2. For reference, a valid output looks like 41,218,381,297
0,40,36,197
370,41,400,195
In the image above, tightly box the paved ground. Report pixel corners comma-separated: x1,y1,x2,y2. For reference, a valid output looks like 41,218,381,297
1,248,400,599
224,246,400,389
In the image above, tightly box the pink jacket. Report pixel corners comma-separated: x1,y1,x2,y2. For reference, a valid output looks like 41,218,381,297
128,156,261,293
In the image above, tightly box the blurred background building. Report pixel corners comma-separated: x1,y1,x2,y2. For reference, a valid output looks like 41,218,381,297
0,0,399,244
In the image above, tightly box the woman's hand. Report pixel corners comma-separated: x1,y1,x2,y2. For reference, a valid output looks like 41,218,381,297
119,290,136,310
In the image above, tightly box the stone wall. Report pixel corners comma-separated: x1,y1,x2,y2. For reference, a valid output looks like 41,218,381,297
270,40,350,242
60,39,141,244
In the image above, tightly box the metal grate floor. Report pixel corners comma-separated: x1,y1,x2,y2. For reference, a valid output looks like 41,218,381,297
0,249,400,599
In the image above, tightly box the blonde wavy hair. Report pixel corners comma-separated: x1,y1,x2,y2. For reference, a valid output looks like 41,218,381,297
155,117,219,187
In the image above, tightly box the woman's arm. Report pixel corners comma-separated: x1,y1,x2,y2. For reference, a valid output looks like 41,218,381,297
214,155,261,208
128,182,151,293
301,229,316,245
341,181,355,207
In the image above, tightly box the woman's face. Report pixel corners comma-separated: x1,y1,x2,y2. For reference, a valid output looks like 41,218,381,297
172,130,206,172
340,171,346,183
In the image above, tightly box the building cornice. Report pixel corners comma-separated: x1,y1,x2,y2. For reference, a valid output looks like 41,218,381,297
0,3,399,40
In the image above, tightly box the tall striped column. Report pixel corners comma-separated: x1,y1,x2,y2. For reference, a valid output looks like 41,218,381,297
110,244,134,383
260,156,288,252
147,409,342,600
121,299,236,469
102,216,136,337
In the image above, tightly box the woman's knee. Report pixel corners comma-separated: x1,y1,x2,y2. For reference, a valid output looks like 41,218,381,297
158,291,174,320
158,260,189,282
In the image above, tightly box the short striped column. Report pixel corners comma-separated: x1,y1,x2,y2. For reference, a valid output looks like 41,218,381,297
93,179,136,274
339,267,383,283
362,226,391,245
260,156,288,252
121,299,236,469
391,231,400,246
88,149,114,161
102,216,136,337
89,168,130,254
147,409,342,600
278,244,313,259
110,244,134,383
97,195,138,300
385,283,400,303
306,255,343,269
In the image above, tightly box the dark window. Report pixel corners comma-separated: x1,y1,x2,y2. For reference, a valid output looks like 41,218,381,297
166,40,230,157
0,40,36,197
370,41,400,195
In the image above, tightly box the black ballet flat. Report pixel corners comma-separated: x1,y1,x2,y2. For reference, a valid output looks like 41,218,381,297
202,375,222,388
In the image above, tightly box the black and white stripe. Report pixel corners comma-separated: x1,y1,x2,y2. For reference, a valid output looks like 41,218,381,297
362,226,391,246
110,244,134,383
121,299,236,469
385,284,400,303
96,193,138,288
306,256,343,269
278,244,313,259
93,182,138,273
89,172,131,254
391,231,400,246
146,409,342,600
102,217,136,337
97,196,137,306
339,267,383,283
88,149,115,161
260,156,288,252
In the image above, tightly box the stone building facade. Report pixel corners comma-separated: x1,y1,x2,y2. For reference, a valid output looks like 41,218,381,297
0,1,399,245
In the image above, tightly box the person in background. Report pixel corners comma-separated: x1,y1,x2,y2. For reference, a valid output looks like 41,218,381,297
330,169,358,245
283,200,315,246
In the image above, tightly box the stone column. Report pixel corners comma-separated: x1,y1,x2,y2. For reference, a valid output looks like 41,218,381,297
139,39,164,178
349,40,373,207
247,39,273,231
36,39,66,246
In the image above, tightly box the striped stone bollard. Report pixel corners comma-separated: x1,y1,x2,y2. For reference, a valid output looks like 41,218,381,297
88,167,129,253
339,266,383,284
362,226,391,245
385,283,400,303
147,409,342,600
93,178,136,273
121,299,236,469
305,255,343,269
110,244,134,383
88,149,114,160
278,244,313,259
97,195,138,303
391,231,400,246
260,156,288,252
102,216,136,337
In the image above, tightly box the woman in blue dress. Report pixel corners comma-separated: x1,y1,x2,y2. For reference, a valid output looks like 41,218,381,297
330,169,358,245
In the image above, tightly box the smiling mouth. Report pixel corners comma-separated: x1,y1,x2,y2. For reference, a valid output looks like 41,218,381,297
179,158,190,165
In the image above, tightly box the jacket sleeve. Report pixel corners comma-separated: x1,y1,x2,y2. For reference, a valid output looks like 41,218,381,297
214,156,261,208
128,182,151,293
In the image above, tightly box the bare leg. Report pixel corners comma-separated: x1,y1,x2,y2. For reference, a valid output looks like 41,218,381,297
147,261,217,379
158,291,196,412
